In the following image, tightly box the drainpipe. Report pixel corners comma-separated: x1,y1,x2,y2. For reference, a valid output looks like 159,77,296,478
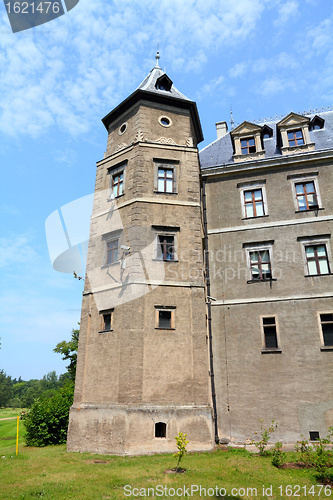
202,176,219,445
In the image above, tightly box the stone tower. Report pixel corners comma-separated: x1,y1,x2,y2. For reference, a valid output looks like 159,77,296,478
67,54,213,455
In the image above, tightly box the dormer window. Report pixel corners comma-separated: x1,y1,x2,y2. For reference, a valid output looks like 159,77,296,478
241,137,256,155
310,115,325,131
155,74,173,92
230,121,265,163
287,129,304,147
277,113,314,155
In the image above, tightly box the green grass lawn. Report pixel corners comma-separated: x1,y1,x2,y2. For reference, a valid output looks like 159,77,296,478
0,417,329,499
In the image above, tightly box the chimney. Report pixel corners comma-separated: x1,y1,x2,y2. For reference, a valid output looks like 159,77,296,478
215,121,228,139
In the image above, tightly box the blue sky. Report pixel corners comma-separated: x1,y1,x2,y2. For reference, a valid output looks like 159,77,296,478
1,0,333,380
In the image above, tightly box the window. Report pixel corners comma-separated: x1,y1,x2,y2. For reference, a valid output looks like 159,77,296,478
106,239,119,265
249,249,272,280
262,317,279,349
157,235,174,261
155,422,166,438
287,129,304,147
319,313,333,346
244,188,265,217
112,172,124,197
155,306,175,329
295,181,318,211
158,167,174,193
305,244,330,275
100,309,113,332
241,136,256,155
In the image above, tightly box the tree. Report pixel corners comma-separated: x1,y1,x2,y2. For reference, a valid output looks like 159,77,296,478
53,327,79,381
0,370,12,407
23,385,74,446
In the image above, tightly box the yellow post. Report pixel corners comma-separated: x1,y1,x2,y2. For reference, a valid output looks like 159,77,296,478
16,415,19,456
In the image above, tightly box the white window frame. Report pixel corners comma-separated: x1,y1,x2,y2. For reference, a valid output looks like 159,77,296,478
152,227,179,262
155,305,176,330
108,162,126,199
244,241,274,282
238,181,268,219
260,315,281,352
299,235,332,276
288,173,322,212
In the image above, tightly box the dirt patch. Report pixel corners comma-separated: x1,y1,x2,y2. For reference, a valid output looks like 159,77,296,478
164,468,186,474
280,462,310,469
85,459,111,464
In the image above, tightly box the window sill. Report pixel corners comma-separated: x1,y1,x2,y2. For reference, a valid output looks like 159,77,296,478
98,330,113,334
155,327,175,331
152,259,178,263
154,191,178,195
295,207,324,214
108,193,125,201
320,346,333,351
101,261,120,269
261,348,282,354
247,278,277,284
305,273,333,278
242,215,269,221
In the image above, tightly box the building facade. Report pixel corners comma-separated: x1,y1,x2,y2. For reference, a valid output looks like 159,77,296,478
200,111,333,443
67,55,213,455
67,56,333,454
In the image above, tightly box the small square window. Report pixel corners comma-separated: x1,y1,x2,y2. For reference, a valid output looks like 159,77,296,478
100,310,113,332
320,313,333,346
155,306,175,330
111,171,124,197
287,129,304,147
157,168,174,193
241,137,256,155
305,244,330,275
262,317,278,349
106,239,119,265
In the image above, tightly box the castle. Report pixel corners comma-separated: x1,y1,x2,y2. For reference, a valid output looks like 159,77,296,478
67,54,333,454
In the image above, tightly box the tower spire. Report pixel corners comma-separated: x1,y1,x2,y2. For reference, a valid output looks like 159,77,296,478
155,46,161,68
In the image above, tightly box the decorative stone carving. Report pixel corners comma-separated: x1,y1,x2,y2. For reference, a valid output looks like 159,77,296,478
114,143,127,153
155,137,177,145
186,137,194,147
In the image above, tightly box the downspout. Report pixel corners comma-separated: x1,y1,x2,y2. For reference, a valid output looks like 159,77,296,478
202,176,219,444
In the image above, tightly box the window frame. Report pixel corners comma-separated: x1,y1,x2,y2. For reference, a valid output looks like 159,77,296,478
260,315,281,353
239,181,268,219
304,244,330,276
244,242,275,282
155,305,176,330
102,230,122,268
289,174,322,213
318,312,333,348
99,308,114,333
240,136,256,155
287,128,305,147
108,162,126,199
154,160,178,194
152,225,179,262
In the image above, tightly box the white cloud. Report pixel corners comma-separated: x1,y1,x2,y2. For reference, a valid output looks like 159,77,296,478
0,0,268,138
0,235,38,268
229,62,247,78
274,1,299,26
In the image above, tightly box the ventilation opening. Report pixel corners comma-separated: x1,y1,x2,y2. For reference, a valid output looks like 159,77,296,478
309,431,320,441
155,422,166,438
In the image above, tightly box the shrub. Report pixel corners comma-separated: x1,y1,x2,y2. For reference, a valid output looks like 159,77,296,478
173,432,189,471
251,419,278,455
271,442,285,468
23,385,74,446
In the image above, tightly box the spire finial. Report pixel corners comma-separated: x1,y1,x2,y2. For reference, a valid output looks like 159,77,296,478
155,45,161,67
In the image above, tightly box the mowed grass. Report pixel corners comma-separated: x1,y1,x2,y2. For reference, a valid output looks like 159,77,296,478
0,416,325,499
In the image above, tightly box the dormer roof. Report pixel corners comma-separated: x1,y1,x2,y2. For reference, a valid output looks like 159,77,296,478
230,121,262,136
276,112,310,128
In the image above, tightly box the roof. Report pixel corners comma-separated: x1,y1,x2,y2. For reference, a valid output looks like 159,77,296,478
200,110,333,170
101,53,203,143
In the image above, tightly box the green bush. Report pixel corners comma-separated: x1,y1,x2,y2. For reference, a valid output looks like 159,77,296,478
23,385,74,446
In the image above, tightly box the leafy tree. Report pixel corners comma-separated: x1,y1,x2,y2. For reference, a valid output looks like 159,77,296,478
54,327,79,381
0,370,12,407
23,384,74,446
